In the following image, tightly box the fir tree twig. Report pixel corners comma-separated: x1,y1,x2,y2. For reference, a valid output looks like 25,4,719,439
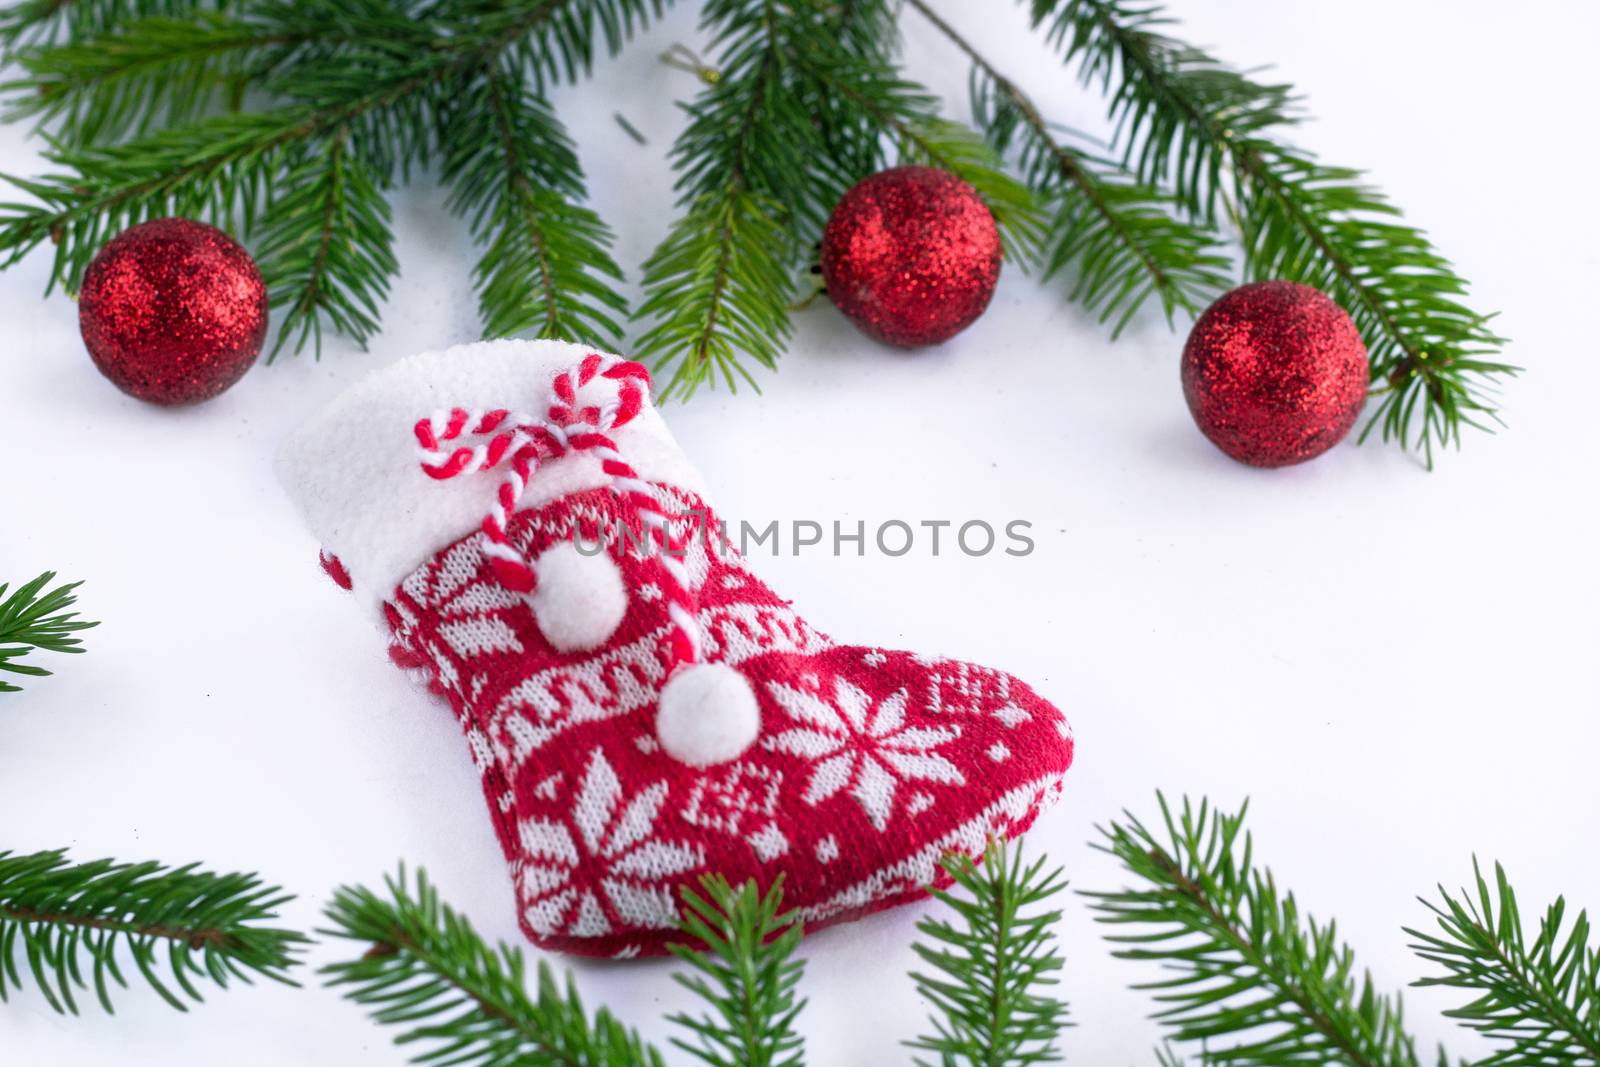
0,13,291,146
0,0,221,55
906,838,1071,1067
1,94,414,298
440,58,628,349
0,571,97,694
1033,0,1516,465
1409,858,1600,1064
907,0,1230,335
255,127,398,357
634,0,821,399
811,0,898,173
668,875,807,1067
1086,794,1425,1066
0,849,303,1014
322,865,665,1067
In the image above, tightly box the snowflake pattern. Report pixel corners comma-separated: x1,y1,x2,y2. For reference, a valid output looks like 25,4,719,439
517,748,704,938
766,677,966,831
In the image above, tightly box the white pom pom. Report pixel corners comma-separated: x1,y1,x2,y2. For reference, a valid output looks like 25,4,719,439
656,663,761,767
529,541,628,651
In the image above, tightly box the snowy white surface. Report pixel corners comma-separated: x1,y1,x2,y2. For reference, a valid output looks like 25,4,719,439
2,1,1597,1062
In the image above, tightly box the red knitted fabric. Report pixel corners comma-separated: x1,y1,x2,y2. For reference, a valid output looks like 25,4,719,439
377,481,1074,957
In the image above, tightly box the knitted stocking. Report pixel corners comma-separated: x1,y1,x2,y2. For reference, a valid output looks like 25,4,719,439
281,339,1074,957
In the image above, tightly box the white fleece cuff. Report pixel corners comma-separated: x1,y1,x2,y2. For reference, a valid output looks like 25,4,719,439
277,338,707,614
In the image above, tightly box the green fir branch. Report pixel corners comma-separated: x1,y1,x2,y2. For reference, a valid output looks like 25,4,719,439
0,0,1522,447
435,0,668,93
795,0,897,183
323,865,665,1067
254,127,398,357
0,0,222,54
0,571,97,694
1409,858,1600,1064
1033,0,1515,464
259,0,669,181
1087,794,1425,1066
0,13,287,145
441,60,627,348
668,875,807,1067
1032,0,1292,222
908,0,1228,334
0,850,303,1014
906,839,1070,1067
636,188,795,397
260,7,460,185
635,0,822,398
792,3,1044,262
0,107,349,295
1035,157,1228,335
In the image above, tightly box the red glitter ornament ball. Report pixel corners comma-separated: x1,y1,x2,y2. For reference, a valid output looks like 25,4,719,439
1181,281,1370,467
78,217,268,405
821,165,1001,347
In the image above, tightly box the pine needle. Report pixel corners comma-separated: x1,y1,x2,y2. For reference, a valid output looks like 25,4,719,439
0,12,282,145
0,0,223,56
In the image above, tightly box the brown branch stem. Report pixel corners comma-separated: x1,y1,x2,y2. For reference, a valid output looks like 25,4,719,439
1,903,233,951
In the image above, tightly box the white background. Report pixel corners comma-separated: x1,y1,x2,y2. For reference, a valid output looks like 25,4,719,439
3,0,1597,1062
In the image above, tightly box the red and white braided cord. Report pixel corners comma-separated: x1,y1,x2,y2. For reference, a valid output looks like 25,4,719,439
412,354,700,668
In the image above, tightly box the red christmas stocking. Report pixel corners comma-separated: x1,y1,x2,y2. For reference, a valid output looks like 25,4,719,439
281,340,1074,957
